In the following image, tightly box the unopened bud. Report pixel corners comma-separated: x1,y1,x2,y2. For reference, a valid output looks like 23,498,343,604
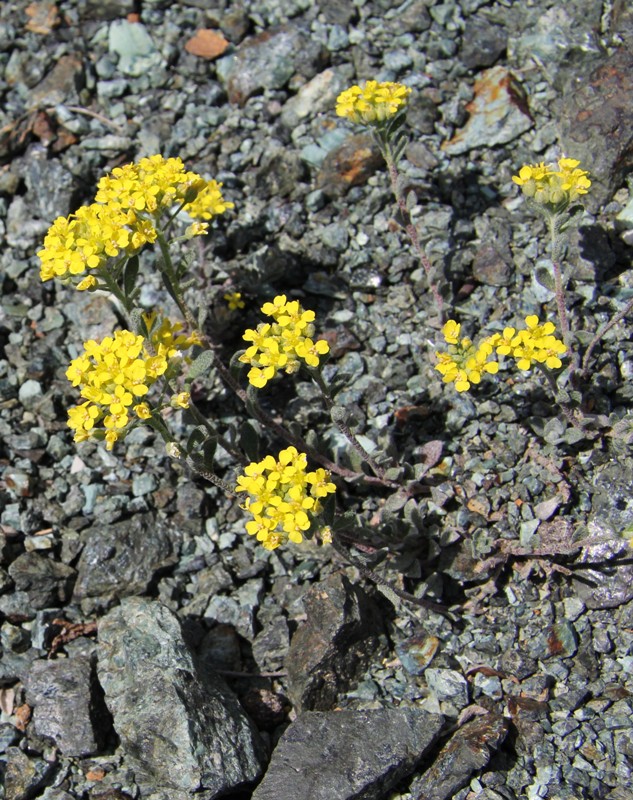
166,442,182,459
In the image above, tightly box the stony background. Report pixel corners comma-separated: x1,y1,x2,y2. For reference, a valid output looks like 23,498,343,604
0,1,633,799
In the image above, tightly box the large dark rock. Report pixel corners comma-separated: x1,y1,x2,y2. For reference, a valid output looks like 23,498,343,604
8,552,75,611
4,746,55,800
25,654,111,756
252,708,444,800
558,47,633,210
409,713,509,800
286,573,388,711
73,513,176,603
97,598,266,799
572,461,633,609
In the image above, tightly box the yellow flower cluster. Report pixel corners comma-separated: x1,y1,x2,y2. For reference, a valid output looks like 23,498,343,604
436,316,567,391
66,321,198,450
38,203,157,286
335,80,412,125
235,446,336,550
435,321,499,392
94,154,233,221
239,295,330,388
38,155,233,286
488,315,568,371
512,157,591,208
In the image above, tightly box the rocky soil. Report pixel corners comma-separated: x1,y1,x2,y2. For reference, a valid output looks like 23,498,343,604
0,1,633,799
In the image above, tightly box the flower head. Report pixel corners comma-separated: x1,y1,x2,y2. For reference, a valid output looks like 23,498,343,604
239,295,329,388
512,157,590,211
224,292,245,311
236,447,336,549
435,321,499,392
39,155,234,287
336,80,412,126
65,321,198,449
489,315,567,371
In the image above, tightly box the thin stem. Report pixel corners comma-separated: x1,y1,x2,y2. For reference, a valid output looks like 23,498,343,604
535,363,582,429
209,349,367,481
310,368,394,484
155,230,191,323
184,456,236,494
581,295,633,374
186,397,247,464
331,534,454,619
547,215,573,348
98,268,135,318
381,141,443,316
151,238,399,487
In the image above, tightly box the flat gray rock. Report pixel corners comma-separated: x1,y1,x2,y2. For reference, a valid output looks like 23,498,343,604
97,598,266,798
73,514,176,602
252,708,444,800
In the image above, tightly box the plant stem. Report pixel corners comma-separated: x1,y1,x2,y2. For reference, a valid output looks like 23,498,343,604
310,368,393,483
330,534,453,619
184,456,236,494
155,230,191,323
186,397,247,465
381,141,443,316
152,238,399,487
535,363,582,429
98,267,135,317
581,295,633,374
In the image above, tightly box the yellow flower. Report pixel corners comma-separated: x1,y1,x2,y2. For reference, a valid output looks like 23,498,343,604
239,295,329,388
512,157,590,209
64,323,194,448
236,447,336,549
435,322,499,392
171,392,191,409
336,80,412,126
39,155,234,288
490,316,566,372
224,292,245,311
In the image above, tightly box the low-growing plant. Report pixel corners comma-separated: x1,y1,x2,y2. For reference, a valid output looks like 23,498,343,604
40,153,429,587
335,80,633,433
38,81,632,602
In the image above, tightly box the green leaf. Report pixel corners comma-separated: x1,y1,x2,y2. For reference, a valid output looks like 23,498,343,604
202,435,217,467
123,255,139,298
176,249,195,280
558,205,586,232
383,491,408,515
239,421,261,462
383,466,404,481
198,304,209,331
535,265,555,292
403,498,424,531
319,491,336,526
186,425,208,453
245,383,261,418
129,307,144,336
186,349,215,382
162,271,180,307
230,349,246,379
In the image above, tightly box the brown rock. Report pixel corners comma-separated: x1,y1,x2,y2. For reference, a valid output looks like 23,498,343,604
185,29,229,60
316,133,383,197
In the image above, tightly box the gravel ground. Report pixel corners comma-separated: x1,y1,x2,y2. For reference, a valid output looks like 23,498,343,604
1,1,633,799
